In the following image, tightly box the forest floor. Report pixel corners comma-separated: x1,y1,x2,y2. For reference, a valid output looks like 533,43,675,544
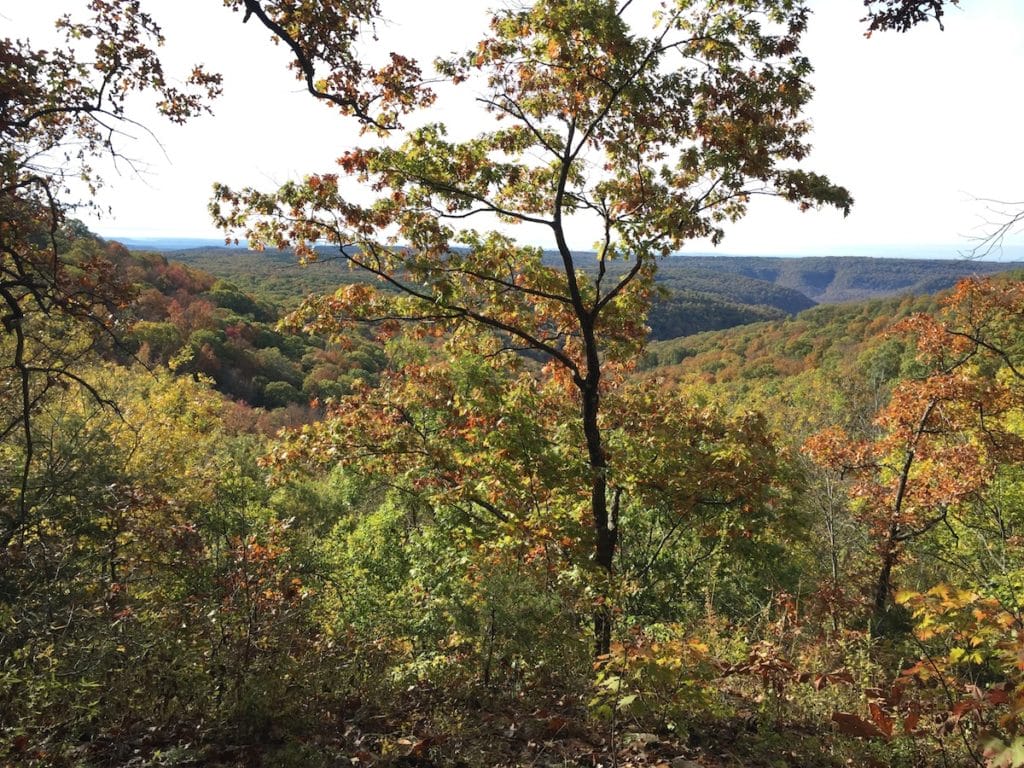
109,687,894,768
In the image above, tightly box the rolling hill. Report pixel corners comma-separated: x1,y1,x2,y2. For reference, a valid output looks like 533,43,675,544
135,243,1024,341
659,254,1024,303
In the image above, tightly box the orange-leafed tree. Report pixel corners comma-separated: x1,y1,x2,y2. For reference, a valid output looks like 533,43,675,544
805,276,1024,624
215,0,851,654
266,336,787,667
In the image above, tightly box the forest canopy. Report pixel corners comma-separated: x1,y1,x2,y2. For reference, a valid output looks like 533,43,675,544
2,3,1023,768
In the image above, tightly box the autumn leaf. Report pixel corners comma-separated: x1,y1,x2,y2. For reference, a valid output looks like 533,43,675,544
832,712,888,740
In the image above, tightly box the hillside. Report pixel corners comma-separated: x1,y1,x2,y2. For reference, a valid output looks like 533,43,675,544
642,292,933,375
162,246,362,307
10,232,1024,768
661,254,1024,303
11,3,1024,766
639,287,959,441
156,245,1024,341
100,242,386,423
647,266,816,339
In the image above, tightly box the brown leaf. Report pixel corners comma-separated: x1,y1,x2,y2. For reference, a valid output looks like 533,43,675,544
903,705,921,735
832,712,887,740
869,702,894,737
887,684,904,707
828,670,855,685
950,699,981,720
986,687,1010,706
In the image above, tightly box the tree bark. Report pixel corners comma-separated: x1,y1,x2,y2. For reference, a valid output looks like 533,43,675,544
581,376,617,655
873,525,899,623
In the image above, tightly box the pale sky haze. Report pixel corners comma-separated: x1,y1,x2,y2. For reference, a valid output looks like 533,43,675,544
5,0,1024,257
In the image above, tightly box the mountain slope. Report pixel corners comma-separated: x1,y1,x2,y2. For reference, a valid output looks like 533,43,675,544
661,255,1024,303
146,245,1024,341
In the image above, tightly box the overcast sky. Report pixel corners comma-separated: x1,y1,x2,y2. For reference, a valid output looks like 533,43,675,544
5,0,1024,257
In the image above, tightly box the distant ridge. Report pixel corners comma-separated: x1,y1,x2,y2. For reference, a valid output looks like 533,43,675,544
116,236,1024,263
660,255,1024,304
119,237,1024,341
112,236,247,250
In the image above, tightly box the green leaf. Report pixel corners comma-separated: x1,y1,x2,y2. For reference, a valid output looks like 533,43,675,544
617,694,638,710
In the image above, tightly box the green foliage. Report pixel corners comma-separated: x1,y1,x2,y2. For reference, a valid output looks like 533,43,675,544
590,630,726,734
262,379,306,408
648,287,788,340
207,279,275,320
131,319,184,361
0,363,358,761
6,1,1024,765
6,262,1021,768
662,255,1023,304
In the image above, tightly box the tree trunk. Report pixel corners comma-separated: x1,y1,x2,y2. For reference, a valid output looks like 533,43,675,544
873,524,899,624
581,378,617,656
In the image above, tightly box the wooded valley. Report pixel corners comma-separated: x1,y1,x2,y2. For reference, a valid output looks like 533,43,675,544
3,1,1023,766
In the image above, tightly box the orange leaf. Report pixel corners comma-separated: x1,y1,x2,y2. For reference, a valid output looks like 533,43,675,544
951,699,982,720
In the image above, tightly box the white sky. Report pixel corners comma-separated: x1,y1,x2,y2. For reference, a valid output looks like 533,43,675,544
5,0,1024,257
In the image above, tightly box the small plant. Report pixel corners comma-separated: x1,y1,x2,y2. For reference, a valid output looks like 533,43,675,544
589,627,727,735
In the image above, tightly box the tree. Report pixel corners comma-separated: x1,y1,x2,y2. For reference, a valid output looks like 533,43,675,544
1,1,222,545
268,340,786,680
1,0,424,546
862,0,959,34
804,276,1024,624
215,0,851,653
224,0,433,131
965,198,1024,259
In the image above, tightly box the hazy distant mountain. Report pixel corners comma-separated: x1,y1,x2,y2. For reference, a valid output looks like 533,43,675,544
112,236,245,251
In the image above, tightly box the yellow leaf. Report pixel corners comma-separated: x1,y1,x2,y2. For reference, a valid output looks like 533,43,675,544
895,589,918,605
